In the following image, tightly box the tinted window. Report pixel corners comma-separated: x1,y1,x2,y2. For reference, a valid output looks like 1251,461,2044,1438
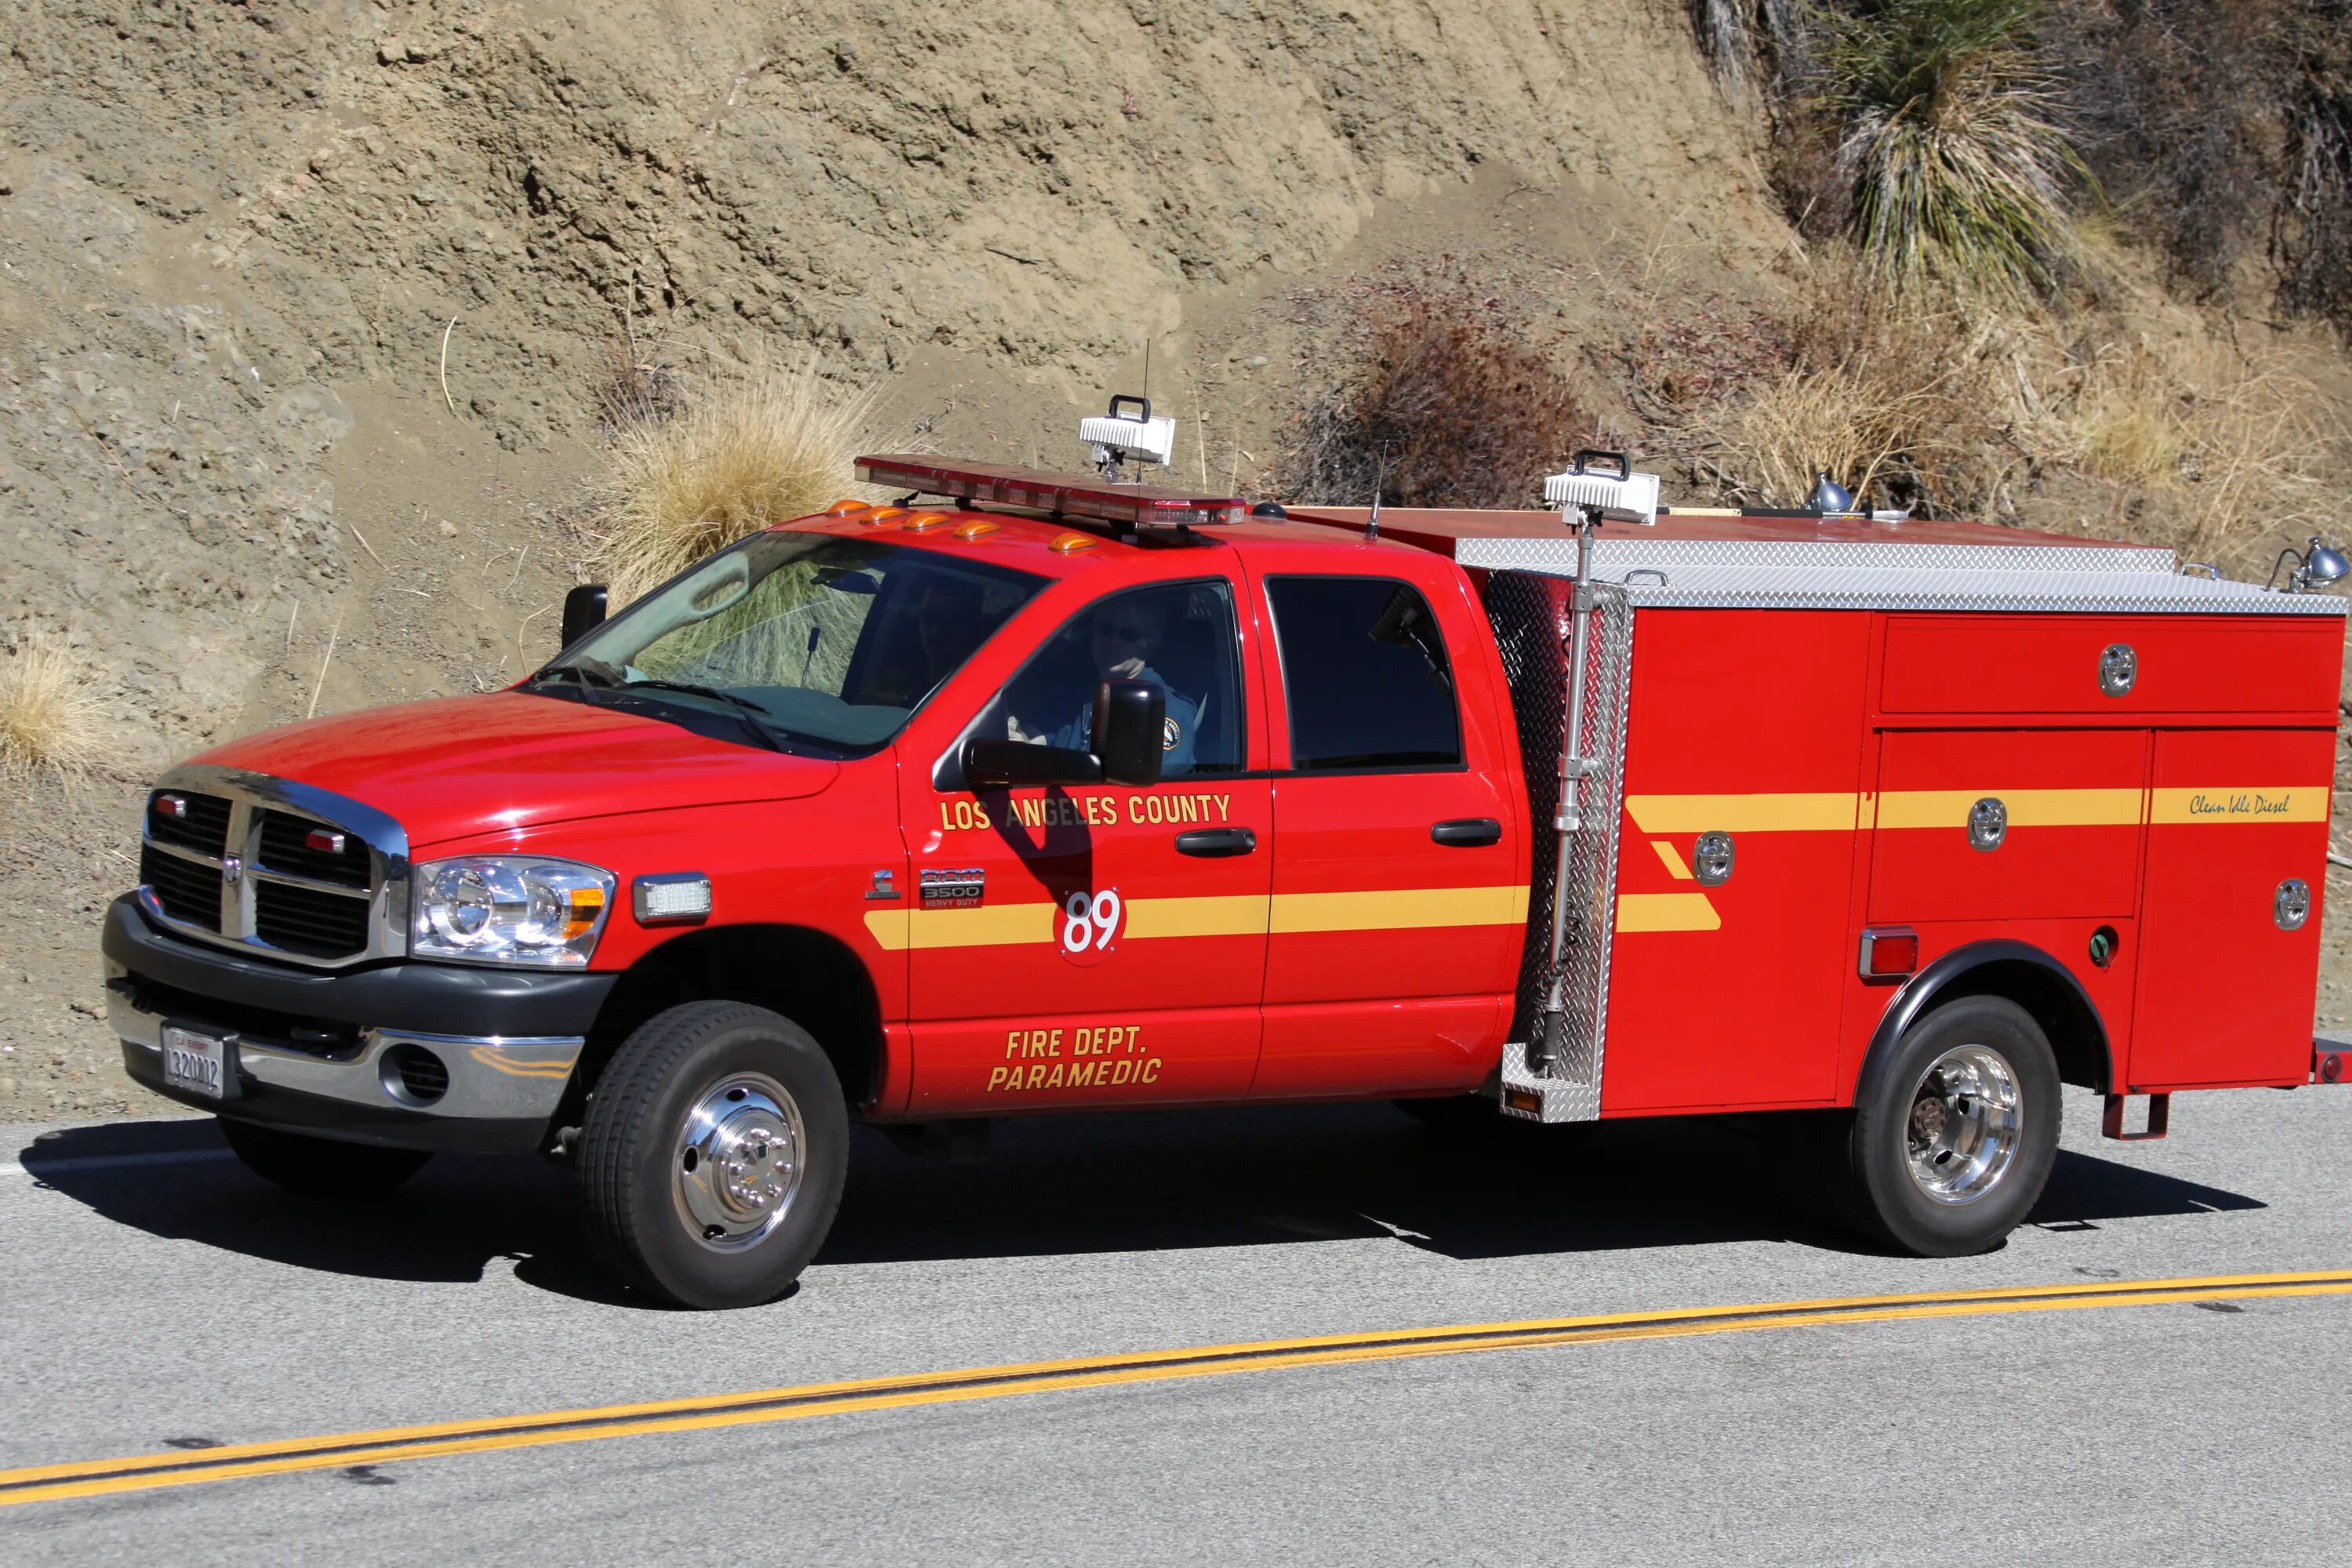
978,580,1244,776
1268,576,1461,770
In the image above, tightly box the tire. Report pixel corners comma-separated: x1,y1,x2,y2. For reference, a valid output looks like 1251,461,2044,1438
578,1000,849,1310
1825,995,2060,1257
219,1119,433,1194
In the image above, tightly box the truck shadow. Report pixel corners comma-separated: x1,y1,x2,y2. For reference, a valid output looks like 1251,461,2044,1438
14,1104,2265,1303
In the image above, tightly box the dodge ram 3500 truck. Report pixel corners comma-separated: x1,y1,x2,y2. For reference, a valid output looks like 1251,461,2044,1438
103,434,2349,1308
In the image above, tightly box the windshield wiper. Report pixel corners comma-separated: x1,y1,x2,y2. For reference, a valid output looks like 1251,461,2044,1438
618,678,794,753
532,659,621,697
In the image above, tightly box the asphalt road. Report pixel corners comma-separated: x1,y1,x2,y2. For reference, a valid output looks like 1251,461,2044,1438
4,1085,2350,1565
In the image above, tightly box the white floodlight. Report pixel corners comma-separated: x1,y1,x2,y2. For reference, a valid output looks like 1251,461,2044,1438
1080,394,1177,480
1543,450,1660,526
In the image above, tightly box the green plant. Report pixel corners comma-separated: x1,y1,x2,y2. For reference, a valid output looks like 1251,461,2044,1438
1821,0,2082,295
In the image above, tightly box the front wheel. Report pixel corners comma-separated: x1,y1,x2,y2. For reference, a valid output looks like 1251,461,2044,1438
578,1001,849,1309
1824,995,2060,1257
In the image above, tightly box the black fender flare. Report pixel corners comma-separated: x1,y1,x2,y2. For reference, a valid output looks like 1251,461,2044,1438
1857,938,2113,1101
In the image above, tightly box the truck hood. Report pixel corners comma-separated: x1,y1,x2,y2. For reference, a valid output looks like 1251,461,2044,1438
187,691,841,849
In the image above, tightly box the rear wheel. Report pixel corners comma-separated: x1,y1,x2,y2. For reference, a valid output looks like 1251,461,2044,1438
219,1120,432,1194
1826,996,2060,1257
578,1001,849,1309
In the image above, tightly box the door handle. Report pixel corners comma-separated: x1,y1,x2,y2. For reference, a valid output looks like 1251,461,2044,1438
1431,818,1502,848
1174,827,1257,858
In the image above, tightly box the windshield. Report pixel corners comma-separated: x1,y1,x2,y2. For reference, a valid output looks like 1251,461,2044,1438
539,532,1046,753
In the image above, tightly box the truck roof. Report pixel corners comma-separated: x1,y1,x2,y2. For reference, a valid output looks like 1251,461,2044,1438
831,456,2340,617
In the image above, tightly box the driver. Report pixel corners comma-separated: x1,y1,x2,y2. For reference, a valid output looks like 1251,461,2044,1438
1008,594,1199,772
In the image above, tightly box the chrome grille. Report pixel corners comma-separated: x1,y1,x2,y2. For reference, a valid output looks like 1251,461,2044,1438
139,843,224,930
147,791,231,856
254,879,375,956
133,766,409,969
256,809,370,887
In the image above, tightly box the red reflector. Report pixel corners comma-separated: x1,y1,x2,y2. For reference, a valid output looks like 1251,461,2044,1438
304,827,347,855
2323,1053,2343,1085
1863,931,1918,977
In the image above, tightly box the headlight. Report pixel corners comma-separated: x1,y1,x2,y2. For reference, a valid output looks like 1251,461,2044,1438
411,857,614,968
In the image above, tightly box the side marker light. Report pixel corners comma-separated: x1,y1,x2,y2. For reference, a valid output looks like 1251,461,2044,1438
953,518,1001,540
1860,928,1918,979
1048,532,1096,554
902,511,954,532
826,499,873,517
633,873,713,926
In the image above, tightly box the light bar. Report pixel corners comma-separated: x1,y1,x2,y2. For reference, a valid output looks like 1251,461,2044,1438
855,455,1244,530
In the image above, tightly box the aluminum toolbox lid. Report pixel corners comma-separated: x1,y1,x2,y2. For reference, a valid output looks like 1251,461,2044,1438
1450,536,2346,617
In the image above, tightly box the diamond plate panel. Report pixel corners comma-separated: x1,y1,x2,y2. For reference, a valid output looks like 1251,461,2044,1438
1461,535,2176,576
1458,541,2343,617
1482,571,1632,1123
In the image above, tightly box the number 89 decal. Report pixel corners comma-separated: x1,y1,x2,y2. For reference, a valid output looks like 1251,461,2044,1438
1060,888,1123,965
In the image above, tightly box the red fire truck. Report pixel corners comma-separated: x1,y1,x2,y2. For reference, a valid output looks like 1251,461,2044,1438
102,425,2348,1308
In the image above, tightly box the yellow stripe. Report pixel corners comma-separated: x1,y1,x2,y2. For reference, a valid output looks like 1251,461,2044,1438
866,887,1530,951
5,1270,2345,1508
2150,786,2330,825
1632,784,2331,836
1269,884,1528,934
1649,840,1695,881
1627,793,1858,833
1874,788,2146,829
1615,891,1721,932
1123,895,1269,939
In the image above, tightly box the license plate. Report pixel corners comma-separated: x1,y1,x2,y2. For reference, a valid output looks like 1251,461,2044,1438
160,1025,233,1101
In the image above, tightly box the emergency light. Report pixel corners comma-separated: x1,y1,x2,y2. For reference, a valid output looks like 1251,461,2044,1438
1544,449,1661,526
854,454,1245,531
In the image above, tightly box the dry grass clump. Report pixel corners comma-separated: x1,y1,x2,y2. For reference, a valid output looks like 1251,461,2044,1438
1281,268,1593,510
0,639,107,779
1696,270,2003,510
590,359,877,604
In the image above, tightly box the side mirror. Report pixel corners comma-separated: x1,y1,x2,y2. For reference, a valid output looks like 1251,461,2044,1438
1092,679,1165,787
561,584,608,648
963,739,1104,789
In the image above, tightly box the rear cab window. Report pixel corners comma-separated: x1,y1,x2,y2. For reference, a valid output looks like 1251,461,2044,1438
1264,575,1462,771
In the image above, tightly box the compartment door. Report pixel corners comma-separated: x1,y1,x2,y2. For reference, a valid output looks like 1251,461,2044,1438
2129,729,2332,1090
1869,729,2147,922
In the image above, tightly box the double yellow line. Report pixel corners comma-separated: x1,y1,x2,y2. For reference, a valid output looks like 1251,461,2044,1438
6,1269,2347,1508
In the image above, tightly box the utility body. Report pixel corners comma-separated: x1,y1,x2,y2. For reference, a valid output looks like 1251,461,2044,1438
101,444,2350,1305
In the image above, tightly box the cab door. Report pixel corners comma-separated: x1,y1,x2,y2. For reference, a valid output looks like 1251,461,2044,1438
1250,568,1524,1098
893,575,1272,1113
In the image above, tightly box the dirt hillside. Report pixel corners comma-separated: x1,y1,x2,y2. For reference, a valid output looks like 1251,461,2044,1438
2,0,2345,1119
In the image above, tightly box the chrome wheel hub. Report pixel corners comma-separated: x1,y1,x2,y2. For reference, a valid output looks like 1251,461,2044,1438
673,1071,805,1252
1904,1044,2021,1206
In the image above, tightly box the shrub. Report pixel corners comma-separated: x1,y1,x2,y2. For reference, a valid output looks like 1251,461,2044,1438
1693,267,2003,512
589,359,876,604
1821,0,2082,296
0,638,106,779
1280,271,1593,510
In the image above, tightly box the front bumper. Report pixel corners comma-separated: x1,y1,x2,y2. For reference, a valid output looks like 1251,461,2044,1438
102,895,616,1152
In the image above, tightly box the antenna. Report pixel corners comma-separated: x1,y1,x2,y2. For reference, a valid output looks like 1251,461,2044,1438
1142,338,1152,408
1366,445,1388,543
